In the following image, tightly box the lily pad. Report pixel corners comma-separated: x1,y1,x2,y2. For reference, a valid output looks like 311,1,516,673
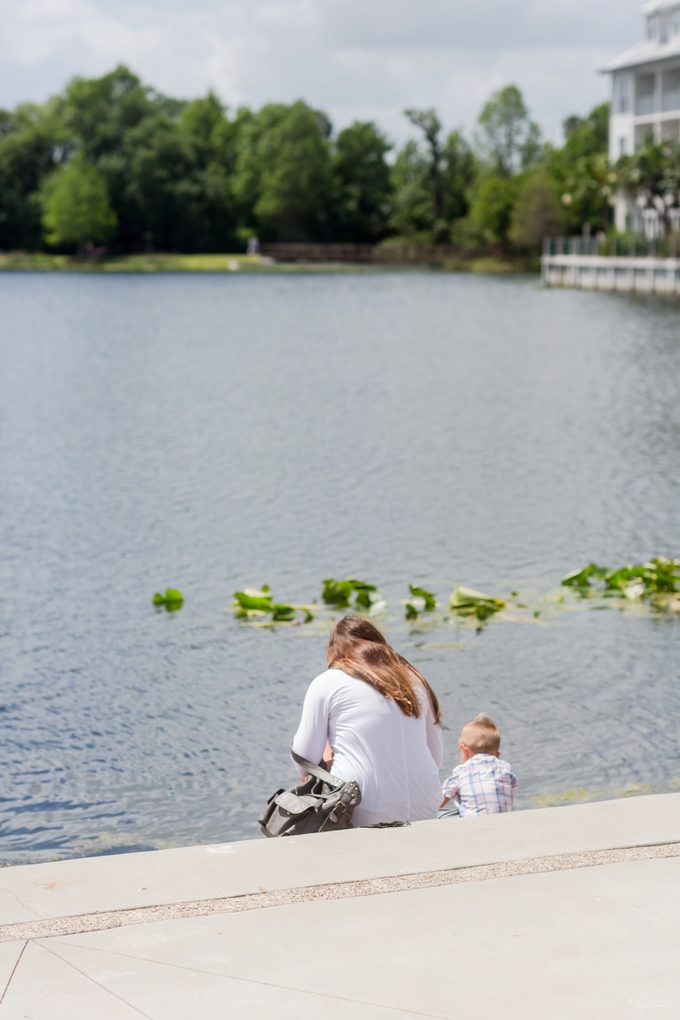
152,588,184,611
561,564,607,589
409,584,437,610
563,558,680,605
449,585,505,620
404,584,437,619
322,578,355,607
233,586,316,625
271,604,296,622
354,584,379,610
233,589,273,611
322,578,383,612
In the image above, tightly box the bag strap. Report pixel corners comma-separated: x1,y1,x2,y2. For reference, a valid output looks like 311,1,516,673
290,747,344,789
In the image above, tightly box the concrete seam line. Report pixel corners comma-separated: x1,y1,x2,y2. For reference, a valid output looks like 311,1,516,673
2,841,679,943
37,942,155,1019
0,942,26,1005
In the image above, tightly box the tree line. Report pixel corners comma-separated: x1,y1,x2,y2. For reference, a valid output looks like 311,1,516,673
0,65,614,255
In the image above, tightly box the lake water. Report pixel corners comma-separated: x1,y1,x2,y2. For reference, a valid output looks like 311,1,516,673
1,270,679,863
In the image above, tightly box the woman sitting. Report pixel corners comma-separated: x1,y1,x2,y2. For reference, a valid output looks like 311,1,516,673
292,616,443,827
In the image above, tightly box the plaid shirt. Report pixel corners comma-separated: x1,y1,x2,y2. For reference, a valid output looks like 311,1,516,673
442,754,518,817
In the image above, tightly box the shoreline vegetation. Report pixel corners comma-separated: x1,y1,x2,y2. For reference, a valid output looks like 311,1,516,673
0,65,614,262
0,250,537,274
6,68,680,270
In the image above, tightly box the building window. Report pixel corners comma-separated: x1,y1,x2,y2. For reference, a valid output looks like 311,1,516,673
662,68,680,110
647,14,658,40
635,73,656,116
635,123,655,149
662,119,680,141
617,77,629,113
660,14,670,43
673,9,680,35
619,137,627,156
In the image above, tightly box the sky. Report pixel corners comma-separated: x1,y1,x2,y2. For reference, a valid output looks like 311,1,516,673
0,0,644,145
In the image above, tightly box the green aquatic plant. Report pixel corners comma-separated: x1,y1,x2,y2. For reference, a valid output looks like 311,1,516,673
449,585,505,621
233,586,272,611
409,584,437,610
561,563,608,589
233,586,314,624
605,558,680,598
404,584,437,619
227,557,680,635
617,782,654,798
322,578,384,613
531,787,591,808
322,578,357,607
152,588,184,611
271,604,296,622
562,558,680,608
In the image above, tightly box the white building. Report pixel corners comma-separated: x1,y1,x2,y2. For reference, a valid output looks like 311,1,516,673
604,0,680,230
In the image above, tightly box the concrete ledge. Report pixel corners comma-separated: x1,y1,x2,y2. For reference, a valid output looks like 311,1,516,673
3,795,680,1018
541,253,680,292
3,840,679,943
1,793,678,925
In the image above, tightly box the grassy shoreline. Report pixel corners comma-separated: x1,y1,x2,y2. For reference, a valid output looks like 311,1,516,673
0,251,538,275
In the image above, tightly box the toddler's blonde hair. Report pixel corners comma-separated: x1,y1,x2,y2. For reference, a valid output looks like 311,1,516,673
459,713,501,755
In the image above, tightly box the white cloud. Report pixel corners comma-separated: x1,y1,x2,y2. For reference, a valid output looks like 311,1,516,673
0,0,643,144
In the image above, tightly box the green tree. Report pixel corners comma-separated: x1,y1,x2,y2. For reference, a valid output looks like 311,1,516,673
175,95,242,251
545,102,612,233
477,85,542,176
179,92,229,161
179,92,245,177
404,108,445,231
120,98,242,252
469,175,520,246
388,140,434,239
58,67,243,252
441,131,476,224
62,66,184,251
332,121,391,241
390,111,476,242
42,153,117,249
509,168,565,249
234,101,334,240
63,66,157,161
559,154,615,233
616,139,680,199
561,103,609,161
0,100,67,249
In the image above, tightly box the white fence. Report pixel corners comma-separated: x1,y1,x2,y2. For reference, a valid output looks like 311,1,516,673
541,252,680,294
542,237,602,257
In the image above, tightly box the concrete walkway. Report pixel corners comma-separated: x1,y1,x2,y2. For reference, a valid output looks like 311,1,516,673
0,794,679,1018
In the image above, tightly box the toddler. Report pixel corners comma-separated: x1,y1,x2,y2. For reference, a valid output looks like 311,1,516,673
440,713,517,817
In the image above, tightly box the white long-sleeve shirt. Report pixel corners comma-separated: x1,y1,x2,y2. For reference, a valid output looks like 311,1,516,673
292,668,443,827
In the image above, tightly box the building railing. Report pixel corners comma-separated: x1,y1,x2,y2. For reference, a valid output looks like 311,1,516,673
543,237,601,256
635,96,655,116
543,236,680,258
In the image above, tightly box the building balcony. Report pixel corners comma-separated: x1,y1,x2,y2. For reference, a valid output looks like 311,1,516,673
636,95,656,114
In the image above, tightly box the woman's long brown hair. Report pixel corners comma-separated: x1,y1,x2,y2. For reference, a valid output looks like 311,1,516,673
328,616,441,724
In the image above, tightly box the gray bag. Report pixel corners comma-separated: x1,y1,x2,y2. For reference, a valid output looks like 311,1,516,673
258,749,361,837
